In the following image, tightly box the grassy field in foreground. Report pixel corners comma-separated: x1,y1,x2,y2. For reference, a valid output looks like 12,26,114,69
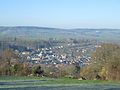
0,76,120,88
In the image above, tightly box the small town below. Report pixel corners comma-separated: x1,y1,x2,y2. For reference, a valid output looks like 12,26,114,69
0,38,101,77
1,0,120,89
0,27,120,90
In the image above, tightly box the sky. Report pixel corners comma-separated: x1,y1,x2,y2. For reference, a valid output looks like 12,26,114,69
0,0,120,29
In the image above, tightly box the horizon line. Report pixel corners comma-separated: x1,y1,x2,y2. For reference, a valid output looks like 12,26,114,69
0,25,120,30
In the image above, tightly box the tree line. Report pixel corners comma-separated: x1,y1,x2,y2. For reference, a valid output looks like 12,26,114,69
1,43,120,81
0,49,79,78
80,44,120,81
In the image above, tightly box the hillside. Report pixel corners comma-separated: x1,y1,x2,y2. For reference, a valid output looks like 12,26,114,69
0,26,120,42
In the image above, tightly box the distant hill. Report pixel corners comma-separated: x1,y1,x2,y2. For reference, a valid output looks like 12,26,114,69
0,26,120,42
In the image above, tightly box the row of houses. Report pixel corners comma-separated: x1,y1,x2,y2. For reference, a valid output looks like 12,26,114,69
14,43,100,67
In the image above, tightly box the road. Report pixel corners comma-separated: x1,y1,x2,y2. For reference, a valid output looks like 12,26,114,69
1,85,120,90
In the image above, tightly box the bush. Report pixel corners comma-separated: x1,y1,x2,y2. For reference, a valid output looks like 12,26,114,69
32,65,44,76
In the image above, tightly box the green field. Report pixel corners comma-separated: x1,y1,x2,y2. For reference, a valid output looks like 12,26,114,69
0,76,120,89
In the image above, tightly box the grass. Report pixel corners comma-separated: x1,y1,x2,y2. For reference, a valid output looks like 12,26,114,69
0,76,45,81
0,76,120,89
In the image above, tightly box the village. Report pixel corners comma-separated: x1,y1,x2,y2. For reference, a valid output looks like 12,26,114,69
12,39,101,67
